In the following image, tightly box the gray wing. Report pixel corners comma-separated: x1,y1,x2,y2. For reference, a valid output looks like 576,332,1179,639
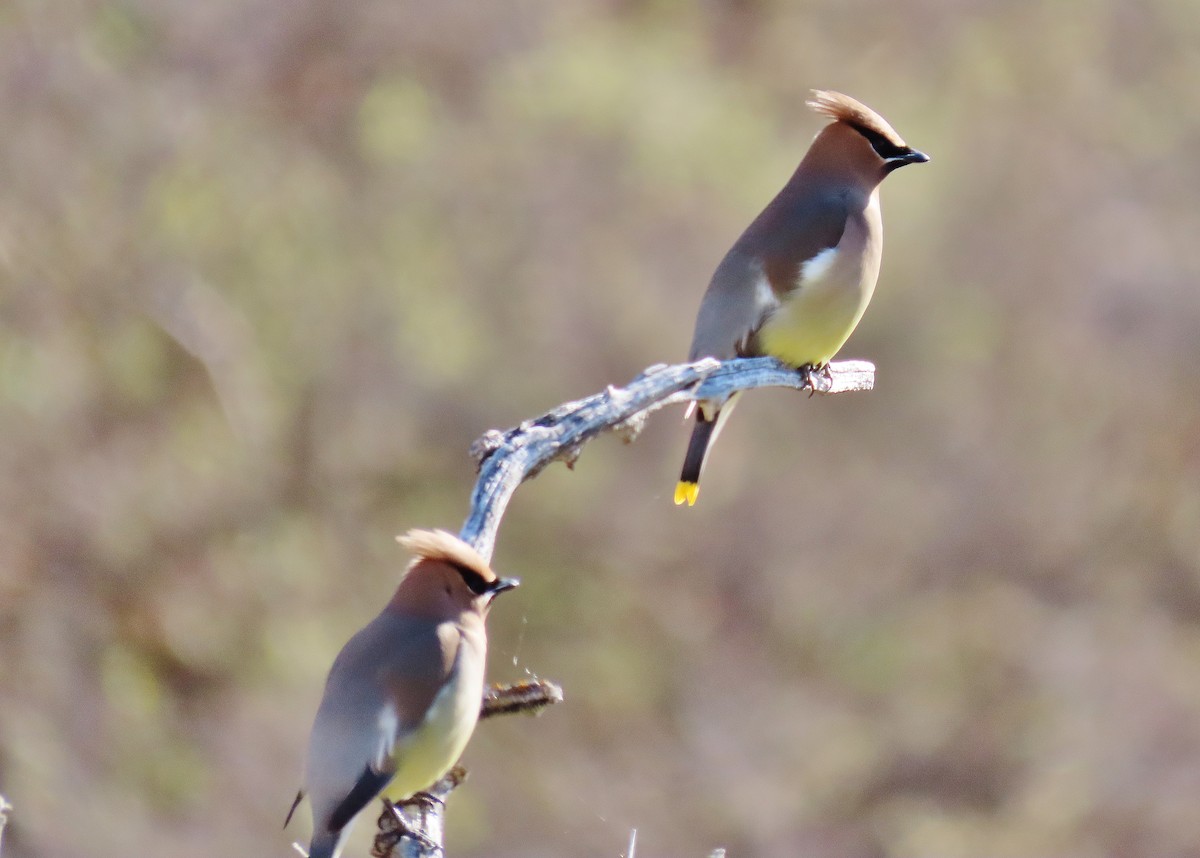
688,249,774,361
688,187,850,361
304,612,459,831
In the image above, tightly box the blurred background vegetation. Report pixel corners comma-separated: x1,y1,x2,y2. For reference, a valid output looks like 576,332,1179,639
2,1,1200,856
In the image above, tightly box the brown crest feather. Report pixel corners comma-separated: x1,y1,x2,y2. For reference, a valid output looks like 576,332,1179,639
807,90,906,147
396,529,497,582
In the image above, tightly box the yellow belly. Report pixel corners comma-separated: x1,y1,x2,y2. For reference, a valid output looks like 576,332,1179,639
758,276,872,368
758,188,882,367
382,710,479,800
382,652,484,800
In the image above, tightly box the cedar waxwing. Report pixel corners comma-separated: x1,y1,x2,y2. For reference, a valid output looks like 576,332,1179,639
286,529,519,858
675,90,928,506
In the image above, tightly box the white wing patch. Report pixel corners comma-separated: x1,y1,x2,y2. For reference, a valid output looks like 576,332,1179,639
374,702,399,770
753,268,774,307
742,268,776,353
800,246,839,285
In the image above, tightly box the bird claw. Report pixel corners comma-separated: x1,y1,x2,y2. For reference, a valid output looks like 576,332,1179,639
379,798,443,854
803,363,833,396
405,791,446,813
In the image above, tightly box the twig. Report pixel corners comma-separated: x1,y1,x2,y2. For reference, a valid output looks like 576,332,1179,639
481,679,564,720
375,356,874,856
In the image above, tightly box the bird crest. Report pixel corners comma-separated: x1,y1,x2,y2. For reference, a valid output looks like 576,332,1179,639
397,529,497,582
807,90,906,148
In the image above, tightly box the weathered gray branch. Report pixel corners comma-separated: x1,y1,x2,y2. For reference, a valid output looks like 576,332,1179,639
461,356,874,561
376,356,874,857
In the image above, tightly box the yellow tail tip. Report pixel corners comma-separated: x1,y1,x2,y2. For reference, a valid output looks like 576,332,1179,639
674,482,699,506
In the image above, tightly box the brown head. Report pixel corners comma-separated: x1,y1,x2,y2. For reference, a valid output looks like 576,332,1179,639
799,90,929,188
388,529,519,621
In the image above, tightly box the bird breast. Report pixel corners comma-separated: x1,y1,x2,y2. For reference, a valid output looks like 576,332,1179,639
383,629,487,801
758,192,883,367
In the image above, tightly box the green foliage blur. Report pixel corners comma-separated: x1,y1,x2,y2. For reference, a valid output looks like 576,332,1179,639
2,1,1199,856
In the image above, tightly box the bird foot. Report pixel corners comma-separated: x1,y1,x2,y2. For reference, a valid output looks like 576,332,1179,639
803,363,833,396
379,798,443,855
403,791,446,813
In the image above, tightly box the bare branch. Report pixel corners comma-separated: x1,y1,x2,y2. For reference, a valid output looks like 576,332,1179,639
481,678,564,720
374,356,874,856
461,357,874,560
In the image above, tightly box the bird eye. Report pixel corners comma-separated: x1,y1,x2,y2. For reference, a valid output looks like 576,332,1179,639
852,124,905,161
461,571,492,596
450,563,494,596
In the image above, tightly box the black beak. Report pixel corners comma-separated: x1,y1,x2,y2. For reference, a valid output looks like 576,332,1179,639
883,148,929,175
488,577,520,596
893,148,930,166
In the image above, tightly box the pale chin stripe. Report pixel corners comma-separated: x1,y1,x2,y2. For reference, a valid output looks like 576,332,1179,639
800,246,838,285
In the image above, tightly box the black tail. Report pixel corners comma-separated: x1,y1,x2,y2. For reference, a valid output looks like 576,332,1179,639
675,414,717,506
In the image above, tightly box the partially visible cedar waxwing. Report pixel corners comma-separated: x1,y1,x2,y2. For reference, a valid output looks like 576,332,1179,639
285,530,519,858
675,90,928,506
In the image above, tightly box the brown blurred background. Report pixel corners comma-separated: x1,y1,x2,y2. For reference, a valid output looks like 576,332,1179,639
2,1,1200,856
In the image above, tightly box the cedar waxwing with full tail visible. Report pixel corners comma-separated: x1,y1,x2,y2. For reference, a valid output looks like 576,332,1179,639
286,529,519,858
675,90,928,506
